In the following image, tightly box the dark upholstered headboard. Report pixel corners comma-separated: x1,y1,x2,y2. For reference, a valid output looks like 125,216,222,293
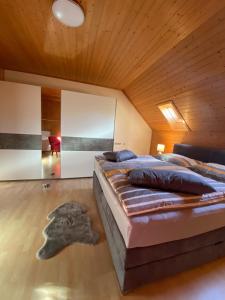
173,144,225,165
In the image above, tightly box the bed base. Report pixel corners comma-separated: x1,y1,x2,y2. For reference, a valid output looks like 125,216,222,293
93,172,225,293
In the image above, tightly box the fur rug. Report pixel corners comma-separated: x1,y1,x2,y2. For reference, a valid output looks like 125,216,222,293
36,202,99,260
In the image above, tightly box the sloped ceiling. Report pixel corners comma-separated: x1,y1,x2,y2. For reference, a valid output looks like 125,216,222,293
0,0,225,132
125,6,225,132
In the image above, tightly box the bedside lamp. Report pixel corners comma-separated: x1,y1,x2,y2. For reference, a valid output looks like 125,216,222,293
157,144,165,155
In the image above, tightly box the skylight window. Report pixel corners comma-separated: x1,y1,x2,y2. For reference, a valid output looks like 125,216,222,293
157,101,189,131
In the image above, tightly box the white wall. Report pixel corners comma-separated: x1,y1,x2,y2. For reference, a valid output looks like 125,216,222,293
4,70,152,154
0,81,41,180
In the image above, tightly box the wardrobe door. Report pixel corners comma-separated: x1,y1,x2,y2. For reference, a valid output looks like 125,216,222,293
61,90,116,178
0,81,41,180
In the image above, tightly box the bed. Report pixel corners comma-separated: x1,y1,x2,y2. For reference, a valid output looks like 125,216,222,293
93,144,225,293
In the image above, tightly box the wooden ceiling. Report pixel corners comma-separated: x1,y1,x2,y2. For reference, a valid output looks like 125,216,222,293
125,5,225,132
0,0,225,132
42,87,61,102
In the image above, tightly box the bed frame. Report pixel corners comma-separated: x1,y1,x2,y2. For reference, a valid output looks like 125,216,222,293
93,144,225,293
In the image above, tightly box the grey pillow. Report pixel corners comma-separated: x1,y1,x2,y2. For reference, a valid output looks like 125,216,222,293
128,168,216,195
191,164,225,183
156,153,199,168
103,150,137,162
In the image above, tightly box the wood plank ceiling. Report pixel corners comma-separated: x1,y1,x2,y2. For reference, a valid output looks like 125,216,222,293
0,0,225,132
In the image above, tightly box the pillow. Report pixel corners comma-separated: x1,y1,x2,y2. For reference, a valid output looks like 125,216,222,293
128,168,216,195
157,153,200,168
207,163,225,170
191,163,225,182
103,150,137,162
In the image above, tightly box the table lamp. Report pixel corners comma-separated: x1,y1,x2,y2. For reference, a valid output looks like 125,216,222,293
157,144,165,155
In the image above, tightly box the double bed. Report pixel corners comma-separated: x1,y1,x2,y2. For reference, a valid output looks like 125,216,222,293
93,144,225,293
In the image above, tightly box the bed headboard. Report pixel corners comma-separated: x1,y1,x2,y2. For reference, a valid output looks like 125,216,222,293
173,144,225,165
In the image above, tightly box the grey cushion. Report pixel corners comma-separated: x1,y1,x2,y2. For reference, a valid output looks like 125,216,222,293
128,168,217,195
156,153,199,168
103,150,137,162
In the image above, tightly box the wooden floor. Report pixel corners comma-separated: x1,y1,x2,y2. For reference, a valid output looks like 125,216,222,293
1,179,225,300
42,152,61,179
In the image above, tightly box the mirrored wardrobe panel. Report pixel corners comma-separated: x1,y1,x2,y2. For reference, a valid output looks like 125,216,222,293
41,87,61,179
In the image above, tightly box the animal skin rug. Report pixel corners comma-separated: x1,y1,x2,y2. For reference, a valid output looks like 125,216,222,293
36,202,99,260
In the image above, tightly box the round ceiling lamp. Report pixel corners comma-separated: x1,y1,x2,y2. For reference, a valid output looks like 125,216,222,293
52,0,85,27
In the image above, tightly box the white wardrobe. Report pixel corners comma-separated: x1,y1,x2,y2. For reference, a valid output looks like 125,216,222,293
61,90,116,178
0,81,41,180
0,81,116,180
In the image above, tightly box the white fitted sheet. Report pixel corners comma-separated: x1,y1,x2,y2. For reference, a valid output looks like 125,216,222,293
94,159,225,249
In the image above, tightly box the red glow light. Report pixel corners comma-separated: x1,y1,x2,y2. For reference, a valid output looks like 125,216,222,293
57,136,61,142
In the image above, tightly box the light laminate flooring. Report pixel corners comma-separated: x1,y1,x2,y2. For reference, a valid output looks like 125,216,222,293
1,179,225,300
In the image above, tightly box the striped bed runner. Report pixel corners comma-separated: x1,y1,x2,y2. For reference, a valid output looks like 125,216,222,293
104,167,225,217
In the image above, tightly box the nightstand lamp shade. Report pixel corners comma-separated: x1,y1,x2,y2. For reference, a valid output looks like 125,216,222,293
157,144,165,154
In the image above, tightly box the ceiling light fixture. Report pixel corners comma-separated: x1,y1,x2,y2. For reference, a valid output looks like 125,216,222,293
52,0,85,27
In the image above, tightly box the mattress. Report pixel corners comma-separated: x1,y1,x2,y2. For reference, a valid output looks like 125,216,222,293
94,158,225,248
